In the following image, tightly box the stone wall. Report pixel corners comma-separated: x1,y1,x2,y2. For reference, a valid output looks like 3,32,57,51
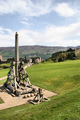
31,57,41,64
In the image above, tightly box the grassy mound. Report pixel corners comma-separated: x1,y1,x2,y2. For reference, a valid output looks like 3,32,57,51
27,60,80,94
0,60,80,119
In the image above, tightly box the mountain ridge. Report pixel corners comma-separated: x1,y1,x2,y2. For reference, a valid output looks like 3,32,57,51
0,45,79,60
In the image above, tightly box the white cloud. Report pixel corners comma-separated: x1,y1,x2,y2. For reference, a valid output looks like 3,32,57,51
0,0,53,16
43,22,80,46
0,27,14,46
17,22,80,47
0,0,54,26
18,29,36,45
54,3,76,17
20,21,30,26
1,21,80,47
0,0,78,28
0,0,78,18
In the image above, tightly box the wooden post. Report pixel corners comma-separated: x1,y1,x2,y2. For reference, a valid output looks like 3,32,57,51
15,32,19,87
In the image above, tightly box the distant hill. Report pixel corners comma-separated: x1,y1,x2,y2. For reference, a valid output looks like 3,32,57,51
0,45,79,60
0,45,68,60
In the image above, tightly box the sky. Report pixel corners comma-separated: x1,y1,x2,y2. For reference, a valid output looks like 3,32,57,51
0,0,80,47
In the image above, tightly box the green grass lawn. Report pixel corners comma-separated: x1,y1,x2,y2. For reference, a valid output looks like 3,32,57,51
0,98,3,104
0,63,26,78
0,79,6,84
0,63,10,67
0,60,80,120
27,60,80,94
0,63,10,71
0,68,9,78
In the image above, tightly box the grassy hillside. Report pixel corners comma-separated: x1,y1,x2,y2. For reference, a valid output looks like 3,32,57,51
0,60,80,119
27,60,80,94
0,45,67,60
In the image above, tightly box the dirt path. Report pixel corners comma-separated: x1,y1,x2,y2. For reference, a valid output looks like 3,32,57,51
0,76,7,81
24,63,32,69
0,63,32,81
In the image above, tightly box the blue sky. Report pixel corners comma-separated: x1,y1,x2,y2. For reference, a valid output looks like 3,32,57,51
0,0,80,47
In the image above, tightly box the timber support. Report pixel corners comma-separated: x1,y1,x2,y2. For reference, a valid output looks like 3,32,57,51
4,32,35,96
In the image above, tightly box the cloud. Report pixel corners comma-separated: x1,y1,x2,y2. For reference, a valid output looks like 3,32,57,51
43,22,80,46
0,27,14,46
18,29,36,45
0,0,78,28
0,0,53,16
20,21,30,26
16,22,80,47
1,21,80,47
0,0,78,18
54,3,76,17
0,28,38,46
0,0,54,26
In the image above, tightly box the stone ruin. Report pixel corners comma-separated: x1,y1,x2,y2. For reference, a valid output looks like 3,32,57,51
3,32,47,104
